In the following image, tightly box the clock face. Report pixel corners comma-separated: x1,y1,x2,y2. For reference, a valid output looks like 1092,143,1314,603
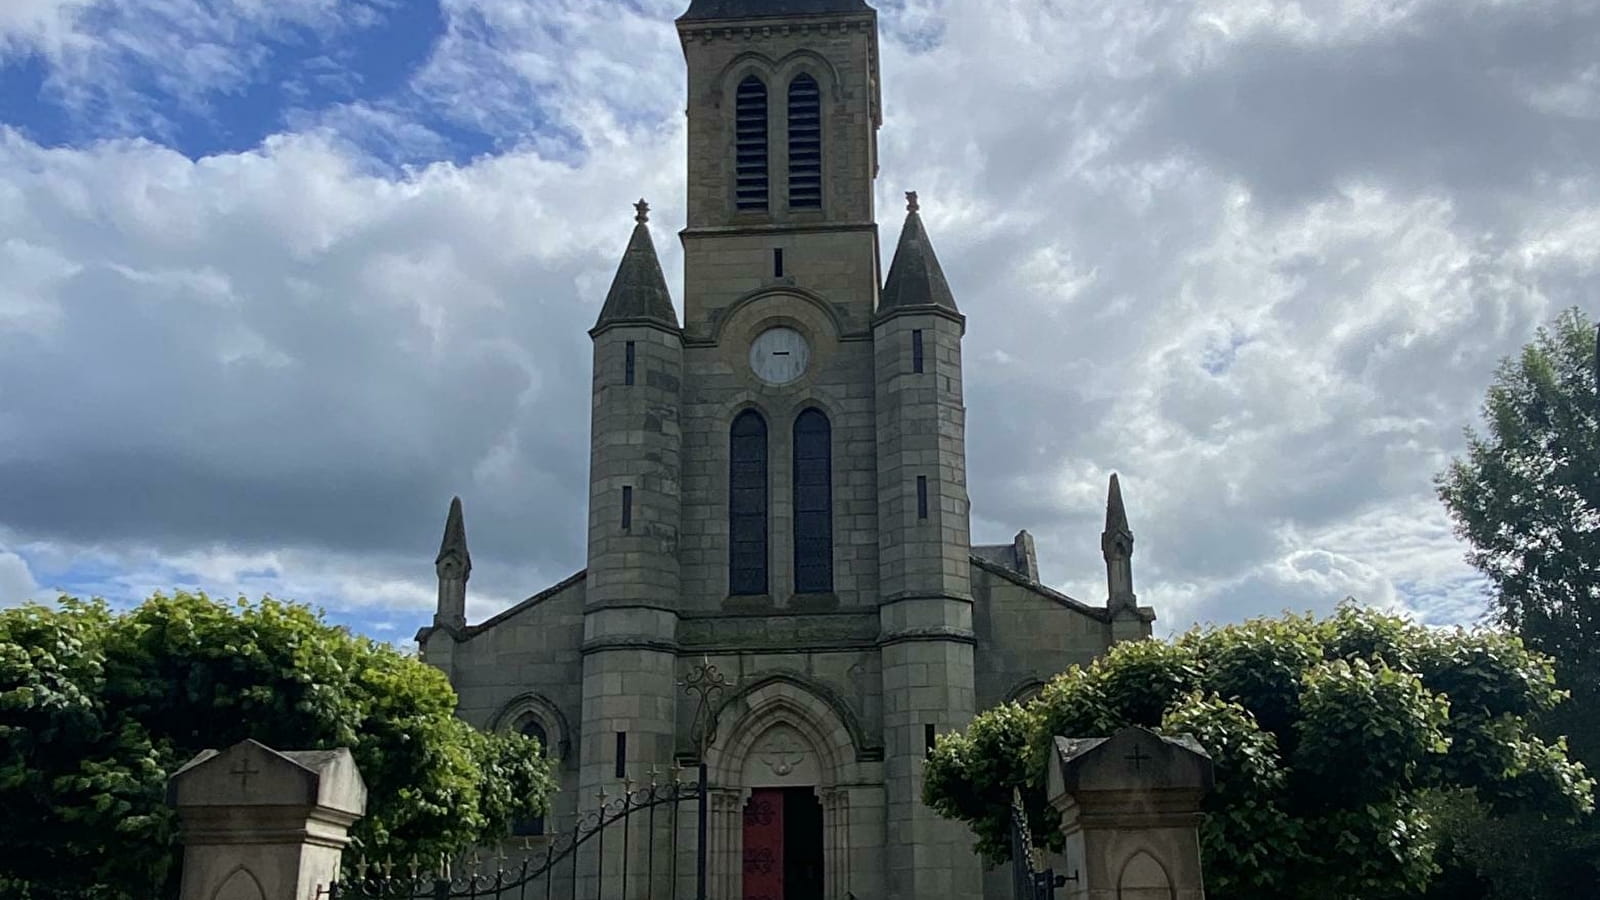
749,327,811,385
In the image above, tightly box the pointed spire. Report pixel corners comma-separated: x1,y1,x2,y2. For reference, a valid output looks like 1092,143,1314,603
1101,474,1136,610
434,496,470,630
436,496,471,575
879,191,960,315
1105,473,1130,538
593,199,680,334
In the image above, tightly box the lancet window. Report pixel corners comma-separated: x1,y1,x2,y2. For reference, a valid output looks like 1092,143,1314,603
793,408,833,593
729,410,770,595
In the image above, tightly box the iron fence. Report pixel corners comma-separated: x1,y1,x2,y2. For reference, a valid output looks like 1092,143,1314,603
325,769,706,900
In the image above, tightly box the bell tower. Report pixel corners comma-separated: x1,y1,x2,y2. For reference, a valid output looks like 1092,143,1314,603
675,0,882,339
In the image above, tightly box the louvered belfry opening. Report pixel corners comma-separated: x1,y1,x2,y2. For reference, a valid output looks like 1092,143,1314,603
787,73,822,209
735,76,770,211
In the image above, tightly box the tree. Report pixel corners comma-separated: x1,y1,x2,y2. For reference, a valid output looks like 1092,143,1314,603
921,606,1593,900
0,592,553,900
1437,307,1600,761
1434,306,1600,897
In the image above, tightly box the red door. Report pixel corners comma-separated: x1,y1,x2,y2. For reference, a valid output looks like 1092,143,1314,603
743,788,785,900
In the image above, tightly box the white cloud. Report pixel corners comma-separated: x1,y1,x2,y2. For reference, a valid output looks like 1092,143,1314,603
2,0,1598,638
0,549,42,603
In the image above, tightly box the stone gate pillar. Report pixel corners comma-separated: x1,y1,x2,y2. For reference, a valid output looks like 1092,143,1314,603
1046,727,1213,900
168,738,367,900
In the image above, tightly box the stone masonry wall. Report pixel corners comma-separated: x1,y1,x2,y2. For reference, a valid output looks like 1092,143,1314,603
679,16,878,231
678,290,880,613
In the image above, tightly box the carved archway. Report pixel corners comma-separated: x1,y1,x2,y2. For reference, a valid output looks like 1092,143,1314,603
1117,850,1175,900
703,678,860,900
211,866,266,900
489,692,571,762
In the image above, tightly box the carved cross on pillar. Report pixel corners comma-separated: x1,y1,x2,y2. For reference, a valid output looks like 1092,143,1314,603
1125,746,1152,773
230,757,262,793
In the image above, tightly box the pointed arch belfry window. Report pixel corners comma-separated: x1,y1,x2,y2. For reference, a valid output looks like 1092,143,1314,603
735,76,770,212
793,408,833,593
787,73,822,209
729,410,769,595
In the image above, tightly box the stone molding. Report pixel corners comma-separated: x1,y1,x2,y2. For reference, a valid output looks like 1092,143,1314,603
679,19,876,43
679,609,878,651
489,692,574,762
877,625,978,647
715,671,877,760
587,317,684,341
579,636,680,655
871,301,967,331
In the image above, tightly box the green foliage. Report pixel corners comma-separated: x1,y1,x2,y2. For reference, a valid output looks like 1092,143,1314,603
1437,307,1600,756
1435,306,1600,896
921,605,1594,900
0,593,552,900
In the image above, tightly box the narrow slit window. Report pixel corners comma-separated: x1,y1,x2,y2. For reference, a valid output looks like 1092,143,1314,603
624,341,636,385
917,476,929,520
912,330,924,374
621,485,633,530
614,732,627,779
736,76,770,211
793,408,833,594
774,248,784,278
729,410,769,595
787,74,822,209
925,723,937,758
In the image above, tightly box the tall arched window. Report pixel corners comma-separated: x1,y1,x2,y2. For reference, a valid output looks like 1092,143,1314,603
787,74,822,209
729,410,769,595
793,408,833,593
512,718,548,836
735,76,770,212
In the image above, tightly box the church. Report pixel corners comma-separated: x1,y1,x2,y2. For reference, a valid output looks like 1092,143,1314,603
416,2,1157,899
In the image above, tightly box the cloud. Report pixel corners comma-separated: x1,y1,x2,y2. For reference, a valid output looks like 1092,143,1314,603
3,0,1598,640
0,549,41,603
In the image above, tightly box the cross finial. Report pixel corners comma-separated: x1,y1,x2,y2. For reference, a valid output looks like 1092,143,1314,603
905,190,919,214
634,198,650,224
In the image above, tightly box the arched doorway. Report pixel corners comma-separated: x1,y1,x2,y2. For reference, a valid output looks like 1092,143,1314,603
740,724,826,900
705,678,868,900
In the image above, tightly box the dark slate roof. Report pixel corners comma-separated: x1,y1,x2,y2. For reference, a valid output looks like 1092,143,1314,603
680,0,871,21
594,217,680,332
879,198,960,314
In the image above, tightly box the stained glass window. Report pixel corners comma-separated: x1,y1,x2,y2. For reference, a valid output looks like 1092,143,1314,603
793,408,833,593
729,410,769,595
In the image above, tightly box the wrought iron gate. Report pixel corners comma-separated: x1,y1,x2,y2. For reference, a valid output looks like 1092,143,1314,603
326,767,708,900
1010,788,1069,900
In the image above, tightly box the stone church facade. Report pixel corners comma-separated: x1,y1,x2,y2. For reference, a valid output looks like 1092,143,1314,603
416,2,1156,899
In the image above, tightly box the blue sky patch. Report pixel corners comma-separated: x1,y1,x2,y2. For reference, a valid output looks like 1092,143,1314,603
0,0,460,162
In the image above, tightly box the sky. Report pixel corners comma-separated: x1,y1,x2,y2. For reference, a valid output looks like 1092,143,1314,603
1,0,1597,641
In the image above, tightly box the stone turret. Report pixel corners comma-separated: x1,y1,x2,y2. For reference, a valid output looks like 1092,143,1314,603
579,201,683,896
1102,474,1134,611
586,200,684,608
1102,473,1156,642
873,193,981,900
434,496,470,630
